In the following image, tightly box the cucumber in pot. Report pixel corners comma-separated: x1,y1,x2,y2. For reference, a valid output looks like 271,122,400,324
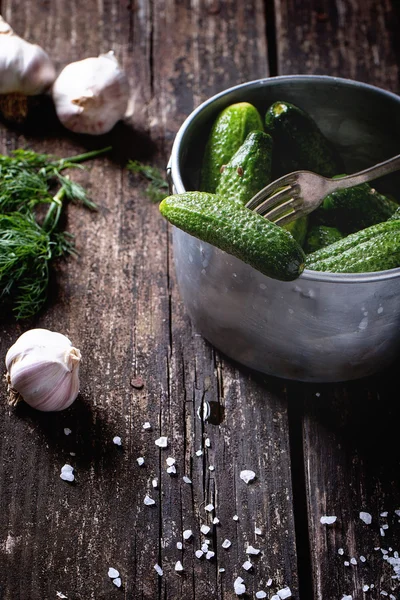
159,192,305,281
306,218,400,273
264,100,344,178
284,216,309,247
200,102,264,193
311,180,399,233
304,224,343,253
216,131,273,205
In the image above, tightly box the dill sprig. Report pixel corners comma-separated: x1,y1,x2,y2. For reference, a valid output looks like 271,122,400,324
127,159,169,203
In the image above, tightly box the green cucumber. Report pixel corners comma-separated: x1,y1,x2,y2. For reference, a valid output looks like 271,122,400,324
312,180,399,233
306,218,400,273
284,216,309,247
216,131,273,205
264,101,344,178
304,224,343,253
200,102,264,193
160,192,305,281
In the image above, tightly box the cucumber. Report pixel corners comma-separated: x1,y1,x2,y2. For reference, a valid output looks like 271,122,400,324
312,180,399,233
284,216,309,247
305,218,400,273
264,101,344,178
304,224,343,253
200,102,264,193
216,131,273,205
389,207,400,220
160,192,305,281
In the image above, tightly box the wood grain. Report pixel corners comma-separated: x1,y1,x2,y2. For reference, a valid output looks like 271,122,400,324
0,1,299,599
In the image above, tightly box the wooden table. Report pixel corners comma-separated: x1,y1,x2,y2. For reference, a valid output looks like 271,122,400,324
0,1,399,599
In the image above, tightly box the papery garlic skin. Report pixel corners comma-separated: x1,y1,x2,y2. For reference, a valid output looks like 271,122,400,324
0,16,56,95
5,329,81,412
52,51,130,135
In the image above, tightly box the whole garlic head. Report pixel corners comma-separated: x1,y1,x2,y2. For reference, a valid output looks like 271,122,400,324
0,16,56,95
5,328,81,412
52,51,130,135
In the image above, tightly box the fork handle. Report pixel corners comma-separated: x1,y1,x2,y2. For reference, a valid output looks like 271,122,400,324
328,153,400,191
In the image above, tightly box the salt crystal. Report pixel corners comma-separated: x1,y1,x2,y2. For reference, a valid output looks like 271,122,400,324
213,517,220,525
183,476,192,484
204,539,211,545
144,494,155,506
233,515,239,521
195,550,203,558
200,525,211,535
240,470,256,484
360,555,366,562
183,529,193,540
176,542,183,550
209,465,215,471
342,596,352,600
69,452,76,456
143,422,151,430
196,450,203,456
113,436,122,446
113,578,122,588
166,457,175,466
175,560,184,572
381,592,388,597
222,539,231,549
350,558,357,565
60,464,74,482
382,524,389,530
246,545,260,555
234,577,246,595
155,436,168,448
380,527,385,537
382,549,389,555
277,587,292,599
256,592,267,599
344,561,350,566
205,504,214,512
206,551,215,560
154,564,163,576
363,585,370,592
152,478,158,488
395,510,400,517
338,548,344,555
381,511,389,517
219,568,225,573
242,560,252,571
108,567,119,578
255,527,262,535
56,594,68,599
271,596,280,600
320,516,337,525
205,438,211,447
201,543,209,552
64,428,72,436
360,511,372,525
267,578,273,586
136,457,144,466
167,465,176,474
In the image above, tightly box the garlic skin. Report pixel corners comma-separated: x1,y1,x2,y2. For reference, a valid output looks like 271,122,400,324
0,16,56,95
52,51,130,135
5,329,81,412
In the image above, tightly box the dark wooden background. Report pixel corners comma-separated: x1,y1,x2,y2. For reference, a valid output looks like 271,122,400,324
0,1,399,599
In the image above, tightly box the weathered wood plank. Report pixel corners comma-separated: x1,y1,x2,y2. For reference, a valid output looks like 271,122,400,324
276,0,400,598
0,2,300,600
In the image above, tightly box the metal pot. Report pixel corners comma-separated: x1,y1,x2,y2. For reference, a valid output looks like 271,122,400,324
167,75,400,382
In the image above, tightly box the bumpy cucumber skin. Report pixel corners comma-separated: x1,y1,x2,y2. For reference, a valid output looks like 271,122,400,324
200,102,264,193
304,224,343,253
312,182,399,233
216,131,273,205
264,101,344,178
306,219,400,273
160,192,305,281
284,216,309,247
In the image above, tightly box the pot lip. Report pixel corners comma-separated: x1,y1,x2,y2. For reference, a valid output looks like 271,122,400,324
168,74,400,284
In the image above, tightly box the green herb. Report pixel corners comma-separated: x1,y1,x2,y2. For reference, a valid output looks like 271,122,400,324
0,146,111,319
127,160,169,202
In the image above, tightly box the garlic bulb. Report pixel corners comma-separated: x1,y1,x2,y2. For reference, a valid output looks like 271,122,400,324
5,328,81,412
52,51,130,135
0,16,56,95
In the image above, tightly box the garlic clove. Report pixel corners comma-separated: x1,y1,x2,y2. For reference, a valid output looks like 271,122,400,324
52,51,130,135
0,16,56,95
5,329,81,412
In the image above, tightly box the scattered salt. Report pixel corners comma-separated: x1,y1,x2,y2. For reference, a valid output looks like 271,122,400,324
342,596,352,600
205,438,211,447
234,577,246,596
256,592,267,599
233,515,239,521
175,560,184,572
108,567,119,578
167,465,176,475
395,510,400,517
360,511,372,525
176,542,183,550
56,594,68,599
205,504,214,512
209,466,215,471
381,511,389,517
196,450,203,456
200,524,211,535
363,585,370,591
195,550,203,559
360,555,366,562
143,422,151,430
113,436,122,446
206,551,215,560
382,524,389,530
344,561,350,567
219,568,225,573
242,560,252,571
201,543,209,552
64,428,72,436
60,464,74,482
113,578,122,588
144,494,155,506
381,592,388,597
166,457,175,466
320,516,337,525
277,587,292,599
267,578,273,586
246,545,260,555
154,564,163,576
380,527,385,537
222,539,231,549
183,476,192,484
155,436,168,448
183,529,193,540
255,527,262,535
152,478,158,488
69,452,76,456
213,517,220,525
350,558,357,565
240,470,256,484
271,596,280,600
338,548,344,555
136,457,144,466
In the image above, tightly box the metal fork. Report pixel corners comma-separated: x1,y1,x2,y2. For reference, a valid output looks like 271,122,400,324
245,153,400,226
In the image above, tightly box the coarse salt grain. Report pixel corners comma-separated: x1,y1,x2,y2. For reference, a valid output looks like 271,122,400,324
213,517,220,525
113,578,122,588
360,511,372,525
196,449,203,456
344,561,350,567
195,550,203,559
338,548,344,555
256,592,267,599
381,511,389,517
183,476,192,484
320,516,337,525
255,527,262,535
108,567,119,578
176,542,183,550
60,464,74,482
143,422,151,430
155,436,168,448
342,596,352,600
382,524,389,530
350,558,357,565
166,457,175,466
363,585,370,592
233,515,239,521
56,594,68,599
205,438,211,447
113,436,122,446
380,527,385,537
144,494,155,506
267,578,273,586
64,428,72,436
200,524,211,535
154,564,163,576
175,561,184,572
360,555,366,562
205,504,214,512
219,568,225,573
240,470,256,484
183,529,193,540
209,466,215,471
136,457,144,466
242,560,252,571
201,543,209,552
167,465,176,475
277,587,292,599
222,539,231,549
270,596,280,600
234,577,246,596
246,545,260,555
206,551,215,560
152,478,158,488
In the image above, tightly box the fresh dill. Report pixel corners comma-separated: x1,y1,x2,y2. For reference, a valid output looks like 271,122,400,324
127,160,169,203
0,146,111,319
